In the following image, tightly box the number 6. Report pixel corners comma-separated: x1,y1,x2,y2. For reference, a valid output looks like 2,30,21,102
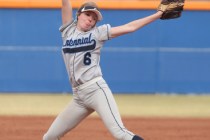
83,52,91,65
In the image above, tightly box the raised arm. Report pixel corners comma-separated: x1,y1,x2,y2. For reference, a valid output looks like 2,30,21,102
61,0,73,25
110,11,163,38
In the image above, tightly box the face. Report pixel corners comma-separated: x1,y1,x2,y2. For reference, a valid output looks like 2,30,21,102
77,11,98,32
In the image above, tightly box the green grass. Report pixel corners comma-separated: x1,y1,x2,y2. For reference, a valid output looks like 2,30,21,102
0,93,210,118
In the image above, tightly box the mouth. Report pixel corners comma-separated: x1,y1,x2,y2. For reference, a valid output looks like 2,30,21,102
85,22,91,27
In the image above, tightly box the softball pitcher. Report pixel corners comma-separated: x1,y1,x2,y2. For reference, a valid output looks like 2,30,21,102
43,0,164,140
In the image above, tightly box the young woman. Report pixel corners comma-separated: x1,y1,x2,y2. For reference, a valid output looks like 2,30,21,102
43,0,163,140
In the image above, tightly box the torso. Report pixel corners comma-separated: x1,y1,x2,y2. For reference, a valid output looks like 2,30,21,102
60,21,111,87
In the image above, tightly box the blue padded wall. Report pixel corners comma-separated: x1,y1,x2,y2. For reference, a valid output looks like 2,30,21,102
0,9,210,93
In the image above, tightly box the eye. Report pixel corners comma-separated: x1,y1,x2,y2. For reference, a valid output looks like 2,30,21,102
85,13,91,16
91,14,97,21
84,12,97,21
93,17,97,21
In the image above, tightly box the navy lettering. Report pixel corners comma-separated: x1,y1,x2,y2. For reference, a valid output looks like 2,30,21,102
63,33,96,53
64,33,92,47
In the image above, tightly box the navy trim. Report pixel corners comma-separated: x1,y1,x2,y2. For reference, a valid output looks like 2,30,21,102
78,6,100,13
107,24,110,40
73,53,80,86
59,20,74,32
96,82,134,137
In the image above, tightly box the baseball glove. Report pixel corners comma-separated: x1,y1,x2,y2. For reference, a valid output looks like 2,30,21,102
157,0,185,20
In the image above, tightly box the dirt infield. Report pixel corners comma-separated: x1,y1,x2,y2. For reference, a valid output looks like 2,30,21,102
1,116,210,140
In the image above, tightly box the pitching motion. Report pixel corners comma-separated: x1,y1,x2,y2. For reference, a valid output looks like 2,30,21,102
43,0,185,140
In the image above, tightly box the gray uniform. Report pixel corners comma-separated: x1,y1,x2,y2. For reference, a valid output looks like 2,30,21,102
61,21,108,87
43,20,136,140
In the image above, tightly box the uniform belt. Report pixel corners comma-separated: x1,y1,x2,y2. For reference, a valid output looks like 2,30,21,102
73,77,102,91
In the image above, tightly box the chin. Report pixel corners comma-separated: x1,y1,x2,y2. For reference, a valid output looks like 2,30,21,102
84,27,92,32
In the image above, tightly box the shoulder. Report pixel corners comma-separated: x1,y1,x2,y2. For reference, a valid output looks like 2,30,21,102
93,24,112,41
59,20,76,32
59,20,77,37
96,24,111,32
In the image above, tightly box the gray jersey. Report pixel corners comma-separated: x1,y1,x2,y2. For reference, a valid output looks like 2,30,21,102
60,21,111,88
45,20,141,140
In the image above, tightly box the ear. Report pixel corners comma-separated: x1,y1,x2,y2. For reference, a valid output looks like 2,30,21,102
76,12,81,20
77,12,81,16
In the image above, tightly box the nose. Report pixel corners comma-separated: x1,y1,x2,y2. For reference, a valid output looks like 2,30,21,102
88,16,93,22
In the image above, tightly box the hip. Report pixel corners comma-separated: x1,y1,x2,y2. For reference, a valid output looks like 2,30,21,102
72,76,110,95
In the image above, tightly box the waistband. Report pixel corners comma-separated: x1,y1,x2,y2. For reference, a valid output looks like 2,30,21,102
72,77,103,91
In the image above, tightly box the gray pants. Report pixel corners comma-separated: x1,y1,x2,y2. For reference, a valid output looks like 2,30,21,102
43,78,135,140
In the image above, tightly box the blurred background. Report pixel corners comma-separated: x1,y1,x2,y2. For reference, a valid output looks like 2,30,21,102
0,0,210,94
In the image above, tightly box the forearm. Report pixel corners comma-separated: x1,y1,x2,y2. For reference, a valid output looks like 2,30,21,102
110,11,163,38
62,0,73,25
127,11,163,32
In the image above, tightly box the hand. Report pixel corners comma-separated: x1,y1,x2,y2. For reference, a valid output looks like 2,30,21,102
157,0,185,20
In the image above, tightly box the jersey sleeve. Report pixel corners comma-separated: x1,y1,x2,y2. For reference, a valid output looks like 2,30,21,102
97,24,111,41
59,20,76,38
